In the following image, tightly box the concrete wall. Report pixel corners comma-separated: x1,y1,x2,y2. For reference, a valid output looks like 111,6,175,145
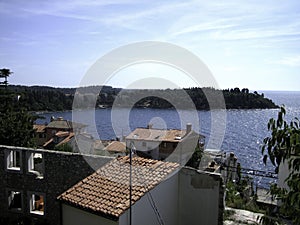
178,168,224,225
0,145,113,225
62,204,118,225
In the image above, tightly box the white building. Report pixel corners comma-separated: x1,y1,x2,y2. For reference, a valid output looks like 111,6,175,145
58,156,224,225
125,124,204,160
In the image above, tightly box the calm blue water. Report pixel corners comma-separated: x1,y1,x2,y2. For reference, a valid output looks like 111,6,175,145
38,91,300,187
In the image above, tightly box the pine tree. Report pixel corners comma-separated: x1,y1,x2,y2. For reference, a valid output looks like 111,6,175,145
0,68,13,86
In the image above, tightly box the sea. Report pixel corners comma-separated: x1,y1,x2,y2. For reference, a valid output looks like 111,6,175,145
37,91,300,188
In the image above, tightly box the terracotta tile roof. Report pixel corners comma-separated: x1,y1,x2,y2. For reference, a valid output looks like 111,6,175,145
104,141,126,153
126,128,187,142
58,156,179,219
43,132,74,147
33,124,46,133
43,138,54,147
55,131,72,138
46,120,72,129
46,119,87,130
55,132,75,146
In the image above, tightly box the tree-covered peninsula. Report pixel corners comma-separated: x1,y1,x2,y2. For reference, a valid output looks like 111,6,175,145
2,85,278,111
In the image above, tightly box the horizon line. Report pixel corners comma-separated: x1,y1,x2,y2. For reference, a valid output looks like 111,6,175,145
5,83,300,92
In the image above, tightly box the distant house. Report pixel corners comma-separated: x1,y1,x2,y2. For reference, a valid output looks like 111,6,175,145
125,124,205,160
68,134,125,156
34,117,87,149
43,131,75,149
44,117,87,138
199,149,224,173
104,141,126,157
33,124,47,146
58,156,224,225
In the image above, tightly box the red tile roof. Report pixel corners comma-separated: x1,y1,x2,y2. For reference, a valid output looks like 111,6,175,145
126,128,186,142
46,119,87,130
104,141,126,153
33,124,46,133
43,138,54,147
58,156,179,219
55,132,75,146
55,131,72,138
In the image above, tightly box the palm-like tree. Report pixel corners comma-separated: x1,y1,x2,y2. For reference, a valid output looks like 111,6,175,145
0,68,13,86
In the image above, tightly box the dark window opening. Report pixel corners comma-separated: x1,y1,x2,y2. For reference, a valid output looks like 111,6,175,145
8,191,22,211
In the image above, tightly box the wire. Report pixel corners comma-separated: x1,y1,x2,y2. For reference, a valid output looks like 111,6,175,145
130,152,165,225
133,166,165,225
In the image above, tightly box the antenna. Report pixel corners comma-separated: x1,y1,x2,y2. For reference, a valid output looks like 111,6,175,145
129,142,136,225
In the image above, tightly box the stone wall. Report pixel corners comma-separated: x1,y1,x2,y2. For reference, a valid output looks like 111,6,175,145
0,145,113,225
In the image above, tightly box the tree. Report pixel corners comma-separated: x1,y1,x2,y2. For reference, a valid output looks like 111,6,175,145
54,143,73,152
261,106,300,224
185,146,203,169
0,107,36,147
0,69,36,147
0,68,13,86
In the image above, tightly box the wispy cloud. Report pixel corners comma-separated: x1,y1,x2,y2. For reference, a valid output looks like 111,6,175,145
166,0,300,48
272,56,300,67
212,28,300,42
170,20,237,37
1,0,300,90
3,0,137,22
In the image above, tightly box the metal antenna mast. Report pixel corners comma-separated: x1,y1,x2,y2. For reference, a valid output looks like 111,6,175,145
129,142,136,225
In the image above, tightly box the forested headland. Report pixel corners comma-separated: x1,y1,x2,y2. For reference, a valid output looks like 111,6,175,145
0,85,278,112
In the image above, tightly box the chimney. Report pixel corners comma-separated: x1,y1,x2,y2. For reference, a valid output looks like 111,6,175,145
186,123,192,134
147,124,153,129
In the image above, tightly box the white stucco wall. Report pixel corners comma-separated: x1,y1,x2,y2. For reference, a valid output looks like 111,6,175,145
178,168,222,225
126,140,160,159
70,135,94,154
119,173,179,225
126,140,160,152
62,204,118,225
278,159,290,190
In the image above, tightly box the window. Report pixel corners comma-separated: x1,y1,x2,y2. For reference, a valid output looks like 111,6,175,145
142,142,146,147
28,152,44,179
29,193,45,215
6,150,21,171
8,190,22,211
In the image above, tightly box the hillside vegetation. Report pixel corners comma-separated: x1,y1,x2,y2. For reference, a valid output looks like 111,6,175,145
1,85,278,111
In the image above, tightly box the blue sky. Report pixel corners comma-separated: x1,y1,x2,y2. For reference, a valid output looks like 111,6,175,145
0,0,300,91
